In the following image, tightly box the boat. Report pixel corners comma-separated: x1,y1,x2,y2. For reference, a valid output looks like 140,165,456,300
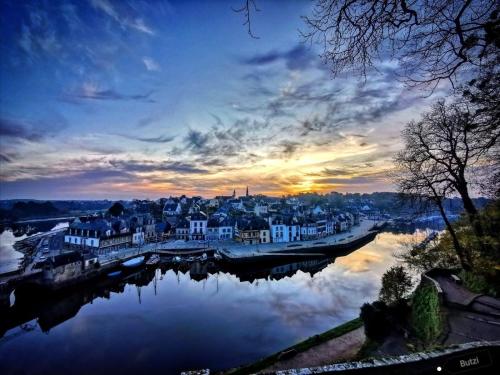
146,254,160,267
172,256,182,263
122,256,145,268
107,270,122,278
198,252,208,262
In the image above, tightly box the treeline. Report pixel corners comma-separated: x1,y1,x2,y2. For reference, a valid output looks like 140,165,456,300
0,201,62,221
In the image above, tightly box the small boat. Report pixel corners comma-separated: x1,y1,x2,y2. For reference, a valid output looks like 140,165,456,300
172,256,182,263
198,253,208,262
107,270,122,278
146,254,160,266
122,256,145,268
214,252,222,261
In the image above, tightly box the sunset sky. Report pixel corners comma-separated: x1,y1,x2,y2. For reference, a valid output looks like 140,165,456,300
0,0,442,200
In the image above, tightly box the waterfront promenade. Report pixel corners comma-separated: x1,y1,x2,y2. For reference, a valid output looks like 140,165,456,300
217,219,378,257
93,219,379,265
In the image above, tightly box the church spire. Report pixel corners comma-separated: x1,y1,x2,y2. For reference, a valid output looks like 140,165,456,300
246,186,249,197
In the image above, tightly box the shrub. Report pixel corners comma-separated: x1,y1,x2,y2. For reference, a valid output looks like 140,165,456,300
459,270,496,296
411,284,441,343
360,301,390,341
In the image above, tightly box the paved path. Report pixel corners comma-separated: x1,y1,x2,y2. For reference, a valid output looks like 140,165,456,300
433,274,482,306
431,273,500,346
261,327,366,372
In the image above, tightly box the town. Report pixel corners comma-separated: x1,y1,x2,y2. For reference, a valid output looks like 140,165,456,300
64,188,368,253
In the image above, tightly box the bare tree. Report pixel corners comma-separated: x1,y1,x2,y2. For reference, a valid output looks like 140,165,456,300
395,99,499,265
461,64,500,197
302,0,500,89
394,143,472,270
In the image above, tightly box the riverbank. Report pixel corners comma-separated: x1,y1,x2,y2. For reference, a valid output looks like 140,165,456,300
225,318,364,375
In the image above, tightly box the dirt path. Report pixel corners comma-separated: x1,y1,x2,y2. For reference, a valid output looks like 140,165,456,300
261,326,365,372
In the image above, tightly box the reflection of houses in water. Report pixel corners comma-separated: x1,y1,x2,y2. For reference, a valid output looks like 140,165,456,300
1,249,356,338
0,268,156,337
190,262,208,282
269,258,331,280
229,257,334,283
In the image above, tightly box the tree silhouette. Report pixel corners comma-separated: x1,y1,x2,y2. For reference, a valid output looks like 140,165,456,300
302,0,499,89
379,266,413,305
108,202,124,217
394,99,499,268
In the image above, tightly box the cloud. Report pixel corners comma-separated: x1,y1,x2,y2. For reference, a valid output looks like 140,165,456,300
242,44,316,71
0,118,44,142
109,159,209,174
142,57,161,71
0,116,65,142
63,82,155,103
90,0,155,35
184,129,211,153
279,140,301,159
116,133,175,143
0,153,14,163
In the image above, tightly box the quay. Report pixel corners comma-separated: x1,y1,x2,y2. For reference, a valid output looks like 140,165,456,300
216,219,381,265
0,220,383,300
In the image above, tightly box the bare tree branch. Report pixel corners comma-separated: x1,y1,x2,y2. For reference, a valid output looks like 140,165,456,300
302,0,500,89
233,0,260,39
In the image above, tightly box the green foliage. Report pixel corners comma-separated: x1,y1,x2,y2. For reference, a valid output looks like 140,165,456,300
379,266,413,305
398,201,499,296
411,285,441,343
459,270,497,296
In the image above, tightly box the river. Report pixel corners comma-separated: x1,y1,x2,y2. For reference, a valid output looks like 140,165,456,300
0,229,426,375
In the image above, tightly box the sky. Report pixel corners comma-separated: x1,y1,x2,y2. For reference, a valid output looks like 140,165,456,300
0,0,442,200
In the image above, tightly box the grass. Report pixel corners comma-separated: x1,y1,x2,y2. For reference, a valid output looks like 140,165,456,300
225,317,363,375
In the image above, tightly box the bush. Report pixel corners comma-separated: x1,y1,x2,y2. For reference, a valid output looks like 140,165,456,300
411,284,441,343
459,270,496,296
360,301,391,341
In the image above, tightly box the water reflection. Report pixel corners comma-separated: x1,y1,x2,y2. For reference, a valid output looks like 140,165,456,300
0,232,420,375
0,230,26,274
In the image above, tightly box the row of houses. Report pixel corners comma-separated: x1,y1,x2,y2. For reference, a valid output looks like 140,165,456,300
173,211,358,244
64,214,157,255
63,197,360,254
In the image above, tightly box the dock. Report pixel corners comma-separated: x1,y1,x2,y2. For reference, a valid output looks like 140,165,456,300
215,220,381,264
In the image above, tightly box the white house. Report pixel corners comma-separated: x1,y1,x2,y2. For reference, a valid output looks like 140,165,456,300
269,217,288,243
312,205,325,216
163,199,181,217
254,204,268,216
207,217,233,240
132,226,145,245
301,221,318,240
268,217,301,243
207,199,220,208
189,212,207,240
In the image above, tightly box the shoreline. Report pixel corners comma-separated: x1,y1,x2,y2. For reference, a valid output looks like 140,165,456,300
225,318,364,375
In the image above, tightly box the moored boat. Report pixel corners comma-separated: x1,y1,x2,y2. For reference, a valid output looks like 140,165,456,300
146,254,160,266
122,256,145,268
107,270,122,278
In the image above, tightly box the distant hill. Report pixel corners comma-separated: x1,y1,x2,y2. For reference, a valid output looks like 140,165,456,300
0,201,62,222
